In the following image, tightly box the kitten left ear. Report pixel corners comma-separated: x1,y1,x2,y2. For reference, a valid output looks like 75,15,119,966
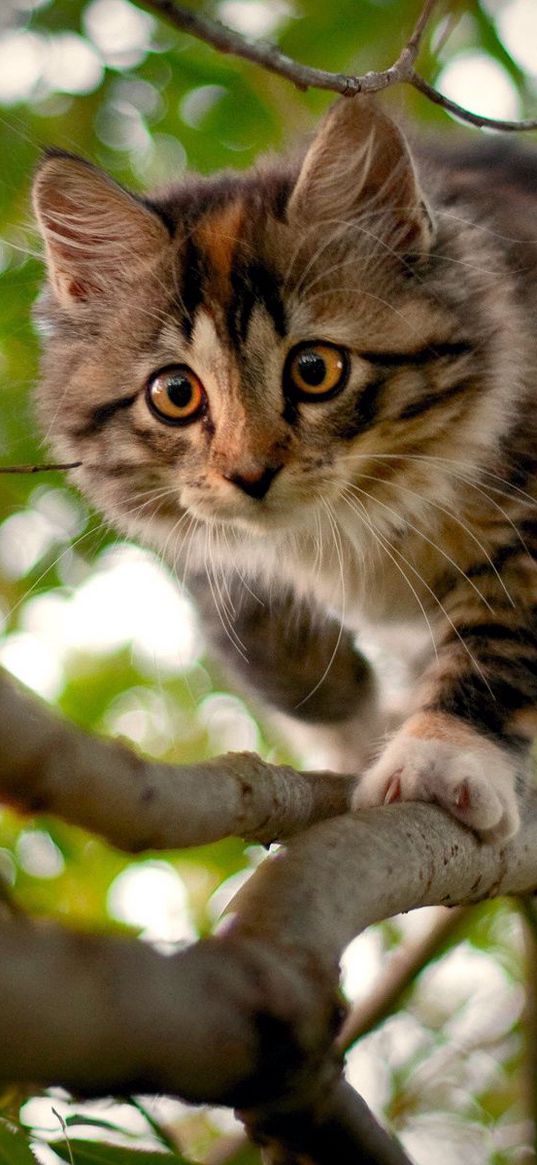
287,98,434,257
32,151,169,309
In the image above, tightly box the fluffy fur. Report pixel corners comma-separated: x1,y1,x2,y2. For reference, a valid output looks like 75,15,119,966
32,99,537,842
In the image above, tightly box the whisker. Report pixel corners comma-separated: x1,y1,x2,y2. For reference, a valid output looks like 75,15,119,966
203,524,248,660
344,451,537,512
338,449,537,534
10,519,112,621
293,495,346,711
342,463,516,608
338,486,439,666
346,480,495,614
436,207,537,246
338,485,493,692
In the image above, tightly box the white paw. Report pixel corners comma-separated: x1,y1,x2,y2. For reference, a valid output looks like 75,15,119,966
351,732,520,843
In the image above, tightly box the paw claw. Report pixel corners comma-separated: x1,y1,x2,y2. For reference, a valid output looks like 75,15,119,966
455,780,471,812
384,773,402,804
352,729,521,843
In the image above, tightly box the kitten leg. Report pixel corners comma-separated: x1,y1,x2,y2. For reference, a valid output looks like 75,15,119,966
353,571,537,843
189,573,383,769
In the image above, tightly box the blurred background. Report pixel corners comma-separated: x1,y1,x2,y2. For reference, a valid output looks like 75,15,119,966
0,1,536,1162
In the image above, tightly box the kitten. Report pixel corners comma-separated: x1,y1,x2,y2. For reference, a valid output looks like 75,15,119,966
32,98,537,843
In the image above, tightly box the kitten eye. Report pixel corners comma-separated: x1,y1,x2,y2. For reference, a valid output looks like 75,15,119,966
284,342,350,402
146,364,206,425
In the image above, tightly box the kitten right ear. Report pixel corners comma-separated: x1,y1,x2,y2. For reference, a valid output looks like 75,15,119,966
32,152,169,309
287,98,434,257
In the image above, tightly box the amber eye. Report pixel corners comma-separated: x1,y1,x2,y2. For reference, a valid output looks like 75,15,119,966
284,342,350,403
146,365,206,425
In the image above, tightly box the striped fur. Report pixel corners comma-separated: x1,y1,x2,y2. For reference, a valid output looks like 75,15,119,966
33,99,537,841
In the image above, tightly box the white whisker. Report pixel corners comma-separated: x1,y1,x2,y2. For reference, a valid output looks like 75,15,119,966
340,462,516,608
293,495,346,711
338,484,493,692
338,486,439,666
346,480,495,615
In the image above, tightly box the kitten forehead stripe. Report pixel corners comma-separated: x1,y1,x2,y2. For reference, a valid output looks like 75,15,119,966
178,203,287,345
179,235,206,341
228,259,287,347
196,201,245,287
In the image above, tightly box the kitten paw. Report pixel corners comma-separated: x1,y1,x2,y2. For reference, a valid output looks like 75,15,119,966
352,731,520,843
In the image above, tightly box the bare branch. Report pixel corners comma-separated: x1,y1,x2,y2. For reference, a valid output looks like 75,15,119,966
1,798,537,1158
0,462,81,473
0,667,352,849
244,1079,413,1164
133,0,537,132
408,69,537,132
5,801,535,1092
397,0,437,69
518,898,537,1153
336,905,467,1052
136,0,365,94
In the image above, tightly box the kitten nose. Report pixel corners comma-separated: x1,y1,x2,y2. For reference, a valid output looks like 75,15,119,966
224,464,282,500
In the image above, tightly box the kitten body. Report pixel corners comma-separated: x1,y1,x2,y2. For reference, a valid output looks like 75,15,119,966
32,100,537,842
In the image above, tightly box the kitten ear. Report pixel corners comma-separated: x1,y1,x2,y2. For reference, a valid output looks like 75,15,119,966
287,98,434,256
32,152,169,308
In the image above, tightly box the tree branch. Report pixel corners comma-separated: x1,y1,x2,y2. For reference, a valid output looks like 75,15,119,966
244,1079,412,1165
0,667,352,849
336,905,468,1052
134,0,537,132
1,793,537,1159
518,898,537,1152
408,69,537,132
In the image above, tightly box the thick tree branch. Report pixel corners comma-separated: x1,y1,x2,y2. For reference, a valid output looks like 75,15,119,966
1,795,537,1160
134,0,537,132
244,1079,412,1165
0,668,352,849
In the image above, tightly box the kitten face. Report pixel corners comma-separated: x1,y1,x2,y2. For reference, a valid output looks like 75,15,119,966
32,100,511,586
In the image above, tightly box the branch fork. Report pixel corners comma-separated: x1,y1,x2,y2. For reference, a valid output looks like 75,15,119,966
137,0,537,132
1,667,537,1162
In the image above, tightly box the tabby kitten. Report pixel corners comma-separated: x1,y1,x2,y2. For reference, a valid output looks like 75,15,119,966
32,98,537,843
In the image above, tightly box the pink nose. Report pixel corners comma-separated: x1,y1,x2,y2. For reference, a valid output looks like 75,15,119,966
222,464,282,499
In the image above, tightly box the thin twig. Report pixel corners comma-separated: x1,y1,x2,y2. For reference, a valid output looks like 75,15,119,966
408,70,537,131
398,0,438,68
133,0,537,132
0,462,81,473
136,0,363,94
336,905,467,1053
518,897,537,1156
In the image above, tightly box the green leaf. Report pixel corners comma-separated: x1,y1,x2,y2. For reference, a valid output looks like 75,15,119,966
49,1139,193,1164
0,1119,37,1165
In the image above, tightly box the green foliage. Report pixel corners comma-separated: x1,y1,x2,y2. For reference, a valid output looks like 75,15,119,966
0,1119,38,1165
0,1,535,1163
49,1140,192,1163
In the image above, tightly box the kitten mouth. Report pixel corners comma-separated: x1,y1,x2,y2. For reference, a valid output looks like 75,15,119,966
183,491,313,535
